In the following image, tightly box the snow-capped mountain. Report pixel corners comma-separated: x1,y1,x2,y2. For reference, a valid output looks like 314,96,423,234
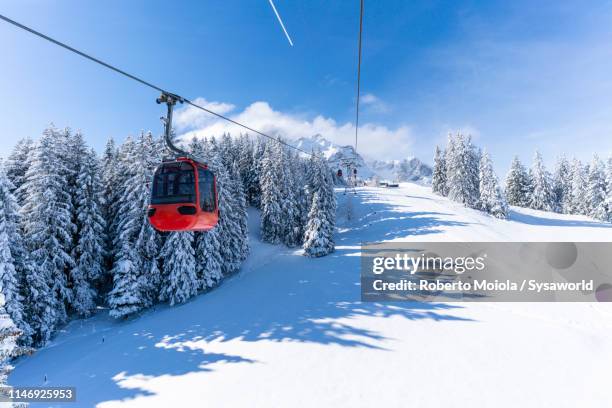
293,134,338,159
294,134,374,178
368,158,433,184
293,134,431,183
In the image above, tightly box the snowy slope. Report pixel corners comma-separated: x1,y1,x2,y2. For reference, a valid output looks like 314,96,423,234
10,183,612,408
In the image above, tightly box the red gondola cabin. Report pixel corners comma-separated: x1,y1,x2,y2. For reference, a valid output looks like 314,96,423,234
148,157,219,232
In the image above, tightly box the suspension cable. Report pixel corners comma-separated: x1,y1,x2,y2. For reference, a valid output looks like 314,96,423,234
0,13,313,157
354,0,364,155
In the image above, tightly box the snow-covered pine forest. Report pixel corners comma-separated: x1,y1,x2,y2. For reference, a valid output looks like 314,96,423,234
432,133,612,223
432,133,508,219
0,126,336,359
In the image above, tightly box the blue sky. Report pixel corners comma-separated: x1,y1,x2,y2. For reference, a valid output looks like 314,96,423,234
1,0,612,174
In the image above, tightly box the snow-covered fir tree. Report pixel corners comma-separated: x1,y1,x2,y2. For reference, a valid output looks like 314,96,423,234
303,154,336,257
294,156,311,238
65,131,89,204
552,156,571,213
100,137,119,281
478,151,508,219
186,136,222,289
71,148,106,316
107,137,134,251
0,169,32,344
108,133,161,318
210,137,244,275
159,232,198,306
568,158,588,215
188,136,204,158
62,131,99,313
59,129,82,249
107,137,142,318
5,137,33,205
431,146,447,196
230,161,250,261
186,137,224,290
236,135,257,204
586,155,608,221
446,134,480,208
528,151,555,211
220,133,238,170
0,293,29,408
276,143,303,247
248,137,265,207
132,133,163,307
444,133,455,185
303,150,317,204
194,227,223,290
191,136,249,287
20,127,75,340
505,156,531,207
260,140,284,243
604,157,612,222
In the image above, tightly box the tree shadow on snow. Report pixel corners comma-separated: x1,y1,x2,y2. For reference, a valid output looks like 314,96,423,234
336,189,473,243
10,189,473,407
509,209,612,228
10,310,257,406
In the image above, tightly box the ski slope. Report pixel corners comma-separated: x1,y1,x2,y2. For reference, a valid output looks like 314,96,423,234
10,183,612,407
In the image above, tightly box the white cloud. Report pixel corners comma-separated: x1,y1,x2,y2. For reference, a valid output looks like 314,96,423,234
174,97,236,131
176,99,413,160
360,93,391,114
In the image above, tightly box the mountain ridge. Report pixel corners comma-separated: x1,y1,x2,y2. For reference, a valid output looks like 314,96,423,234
293,134,432,184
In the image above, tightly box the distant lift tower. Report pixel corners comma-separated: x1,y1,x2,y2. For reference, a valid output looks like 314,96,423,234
340,157,358,195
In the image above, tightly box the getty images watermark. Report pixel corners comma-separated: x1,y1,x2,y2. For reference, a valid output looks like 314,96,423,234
360,242,612,302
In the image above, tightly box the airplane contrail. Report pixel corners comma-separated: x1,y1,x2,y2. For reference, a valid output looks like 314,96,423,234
268,0,294,46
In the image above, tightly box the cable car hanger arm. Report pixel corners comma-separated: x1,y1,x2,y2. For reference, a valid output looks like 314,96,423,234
156,92,191,159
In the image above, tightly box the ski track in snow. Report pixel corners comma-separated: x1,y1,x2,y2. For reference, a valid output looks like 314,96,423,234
10,183,612,408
